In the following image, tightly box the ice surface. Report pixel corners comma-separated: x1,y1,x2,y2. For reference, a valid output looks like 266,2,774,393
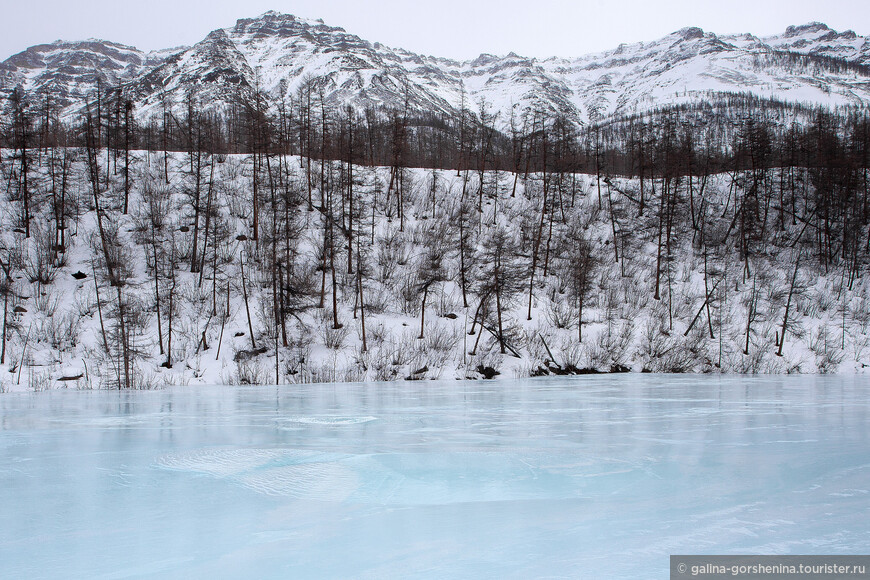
2,375,870,578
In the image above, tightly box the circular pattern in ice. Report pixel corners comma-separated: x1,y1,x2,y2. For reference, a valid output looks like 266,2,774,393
280,415,378,425
153,447,633,505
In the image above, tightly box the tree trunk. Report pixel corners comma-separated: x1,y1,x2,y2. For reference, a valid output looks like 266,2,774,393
1,289,7,365
240,254,256,350
777,253,801,357
152,239,163,355
358,253,367,353
419,285,428,339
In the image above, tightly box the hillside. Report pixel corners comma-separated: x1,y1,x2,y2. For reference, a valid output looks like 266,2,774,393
0,145,867,391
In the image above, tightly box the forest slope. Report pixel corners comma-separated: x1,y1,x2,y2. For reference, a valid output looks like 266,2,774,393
0,147,867,391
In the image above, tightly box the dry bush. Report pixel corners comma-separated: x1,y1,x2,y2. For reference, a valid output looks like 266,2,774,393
230,358,271,385
24,223,63,285
41,311,82,352
545,297,576,330
321,322,350,350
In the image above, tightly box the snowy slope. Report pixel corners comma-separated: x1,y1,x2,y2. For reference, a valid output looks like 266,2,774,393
0,40,178,110
542,25,870,121
3,12,870,127
0,148,868,392
760,22,870,63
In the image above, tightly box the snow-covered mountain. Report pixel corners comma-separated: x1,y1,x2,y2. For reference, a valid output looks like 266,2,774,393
761,22,870,63
2,12,870,125
0,40,178,110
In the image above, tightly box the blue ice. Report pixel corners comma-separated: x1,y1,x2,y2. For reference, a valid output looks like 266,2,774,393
1,375,869,578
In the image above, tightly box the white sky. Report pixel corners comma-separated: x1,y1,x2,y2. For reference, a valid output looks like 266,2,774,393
3,0,870,62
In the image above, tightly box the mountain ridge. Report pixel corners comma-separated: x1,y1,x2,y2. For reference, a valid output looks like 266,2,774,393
2,12,870,127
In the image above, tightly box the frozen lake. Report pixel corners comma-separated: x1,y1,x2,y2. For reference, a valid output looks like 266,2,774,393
2,376,869,579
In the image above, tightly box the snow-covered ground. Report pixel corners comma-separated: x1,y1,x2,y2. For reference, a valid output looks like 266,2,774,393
0,149,868,392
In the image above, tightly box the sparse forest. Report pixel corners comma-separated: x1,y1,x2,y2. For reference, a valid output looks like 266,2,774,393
2,82,870,389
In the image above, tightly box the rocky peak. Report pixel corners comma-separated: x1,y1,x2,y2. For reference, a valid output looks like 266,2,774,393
675,27,706,41
232,11,348,40
784,22,832,38
4,39,144,71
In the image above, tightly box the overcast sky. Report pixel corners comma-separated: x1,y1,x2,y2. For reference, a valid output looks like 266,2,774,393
3,0,869,62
